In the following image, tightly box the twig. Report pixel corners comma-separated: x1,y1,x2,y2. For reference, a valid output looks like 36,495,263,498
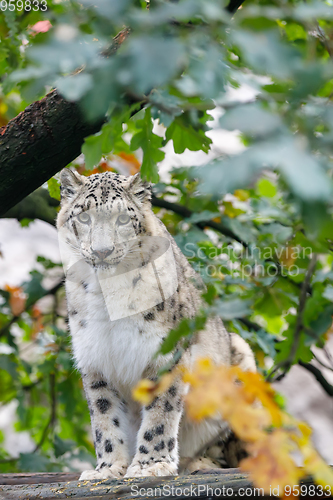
33,372,56,452
239,318,260,332
267,253,318,381
299,361,333,397
311,351,333,372
314,23,333,59
323,346,333,368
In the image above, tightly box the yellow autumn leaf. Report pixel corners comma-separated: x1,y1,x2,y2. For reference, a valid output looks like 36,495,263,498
183,359,270,440
234,189,250,201
132,379,157,405
223,201,245,218
279,245,297,269
234,369,282,426
293,422,333,489
182,357,215,387
230,405,269,443
241,430,302,492
132,372,176,405
303,448,333,489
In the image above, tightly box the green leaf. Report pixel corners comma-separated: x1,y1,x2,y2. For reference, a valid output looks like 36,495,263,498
323,285,333,302
212,298,252,320
0,355,18,380
196,136,332,202
256,178,277,198
185,211,220,224
159,316,206,355
36,256,61,269
54,435,75,458
56,73,93,102
118,35,185,94
23,271,46,308
177,44,227,99
18,452,49,472
220,103,282,138
47,178,61,201
80,0,132,20
309,306,333,337
130,107,164,182
256,329,277,358
20,219,33,227
82,133,103,170
231,29,299,80
165,114,212,154
150,90,183,128
293,2,333,21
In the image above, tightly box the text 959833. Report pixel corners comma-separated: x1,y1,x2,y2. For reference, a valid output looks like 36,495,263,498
0,0,47,11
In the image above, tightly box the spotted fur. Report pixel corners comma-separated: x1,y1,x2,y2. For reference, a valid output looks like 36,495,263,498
57,170,256,480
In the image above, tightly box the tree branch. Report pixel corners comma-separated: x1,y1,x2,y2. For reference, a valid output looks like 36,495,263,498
2,188,60,225
298,361,333,397
152,195,246,245
268,253,318,381
0,27,131,218
0,89,104,217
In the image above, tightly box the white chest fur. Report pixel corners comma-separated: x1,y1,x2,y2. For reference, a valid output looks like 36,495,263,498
66,268,168,390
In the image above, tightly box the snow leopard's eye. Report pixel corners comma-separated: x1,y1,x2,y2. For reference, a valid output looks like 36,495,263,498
77,212,91,224
117,214,130,226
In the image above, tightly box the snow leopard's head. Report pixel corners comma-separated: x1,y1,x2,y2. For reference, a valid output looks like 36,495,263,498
57,169,152,270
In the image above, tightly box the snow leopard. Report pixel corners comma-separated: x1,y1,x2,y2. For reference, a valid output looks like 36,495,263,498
56,168,255,479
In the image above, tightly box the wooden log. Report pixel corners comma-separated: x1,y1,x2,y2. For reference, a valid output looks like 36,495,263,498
0,471,261,499
0,470,320,500
0,472,80,485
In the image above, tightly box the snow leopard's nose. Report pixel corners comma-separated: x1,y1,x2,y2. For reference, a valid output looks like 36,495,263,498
92,247,114,260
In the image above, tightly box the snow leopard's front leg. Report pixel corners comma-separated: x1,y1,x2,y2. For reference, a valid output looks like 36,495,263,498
125,380,184,477
79,372,130,480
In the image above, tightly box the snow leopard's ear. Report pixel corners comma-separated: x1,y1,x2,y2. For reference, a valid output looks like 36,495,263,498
127,173,152,203
60,168,85,203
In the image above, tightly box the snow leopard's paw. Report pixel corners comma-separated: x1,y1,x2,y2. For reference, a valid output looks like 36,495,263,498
109,463,128,477
80,463,127,481
125,461,177,477
80,468,114,481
